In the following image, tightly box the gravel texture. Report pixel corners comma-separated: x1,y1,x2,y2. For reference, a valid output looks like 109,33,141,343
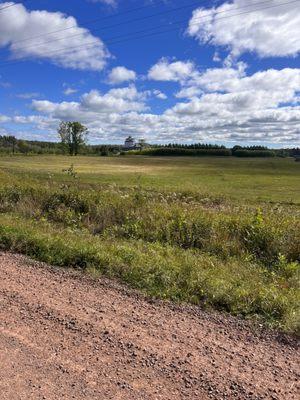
0,252,299,400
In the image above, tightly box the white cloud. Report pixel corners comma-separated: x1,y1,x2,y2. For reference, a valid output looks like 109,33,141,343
158,65,300,144
148,59,197,83
90,0,117,6
153,90,167,100
32,85,147,120
63,88,78,96
176,67,300,104
108,66,137,85
0,2,110,70
27,65,300,145
81,86,147,113
3,102,300,145
187,0,300,59
2,53,299,146
188,63,247,92
0,115,11,123
169,67,300,120
16,92,40,99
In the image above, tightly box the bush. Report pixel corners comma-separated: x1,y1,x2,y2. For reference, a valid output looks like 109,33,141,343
42,191,90,215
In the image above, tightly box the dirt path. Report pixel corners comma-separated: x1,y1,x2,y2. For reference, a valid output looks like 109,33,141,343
0,252,299,400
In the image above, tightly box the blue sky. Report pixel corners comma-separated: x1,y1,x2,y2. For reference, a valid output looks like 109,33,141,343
0,0,299,146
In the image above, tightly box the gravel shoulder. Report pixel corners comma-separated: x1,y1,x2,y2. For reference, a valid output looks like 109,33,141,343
0,252,299,400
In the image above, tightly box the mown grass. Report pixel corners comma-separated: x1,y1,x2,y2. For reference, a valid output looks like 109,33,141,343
0,155,299,333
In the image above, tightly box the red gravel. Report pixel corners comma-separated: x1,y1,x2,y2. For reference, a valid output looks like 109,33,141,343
0,252,299,400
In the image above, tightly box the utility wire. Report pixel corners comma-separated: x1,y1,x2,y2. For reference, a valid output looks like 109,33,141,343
6,0,202,45
0,0,298,69
104,0,300,47
0,1,31,12
7,0,277,54
3,1,293,58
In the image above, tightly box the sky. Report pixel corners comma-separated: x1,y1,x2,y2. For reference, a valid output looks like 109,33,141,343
0,0,300,146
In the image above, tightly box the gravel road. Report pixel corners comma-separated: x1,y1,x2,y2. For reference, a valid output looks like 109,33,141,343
0,252,299,399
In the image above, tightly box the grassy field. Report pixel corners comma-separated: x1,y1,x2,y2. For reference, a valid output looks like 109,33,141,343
0,155,299,333
0,155,299,202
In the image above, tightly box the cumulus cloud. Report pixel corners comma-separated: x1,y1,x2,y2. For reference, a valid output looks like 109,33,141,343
159,65,300,144
25,64,300,145
2,55,299,145
2,103,300,144
187,0,300,59
176,65,300,100
148,59,197,83
169,65,300,121
108,66,137,85
63,88,78,96
0,2,110,70
81,86,147,113
32,85,148,121
153,90,167,100
174,63,247,97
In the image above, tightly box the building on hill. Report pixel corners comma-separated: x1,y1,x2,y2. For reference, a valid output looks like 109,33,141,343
124,136,136,150
123,136,150,151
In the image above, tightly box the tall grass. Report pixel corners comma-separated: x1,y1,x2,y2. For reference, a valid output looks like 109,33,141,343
0,214,298,333
1,185,299,265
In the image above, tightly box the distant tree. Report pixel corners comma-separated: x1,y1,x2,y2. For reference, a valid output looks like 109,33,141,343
18,139,30,154
7,136,17,153
58,121,88,156
0,135,17,153
232,145,243,154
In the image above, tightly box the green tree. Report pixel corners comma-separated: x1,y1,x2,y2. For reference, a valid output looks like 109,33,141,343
7,136,17,154
18,139,30,154
1,135,17,153
58,121,88,156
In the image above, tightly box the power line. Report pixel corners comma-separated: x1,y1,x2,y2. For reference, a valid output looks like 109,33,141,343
7,0,200,46
4,1,293,59
0,1,31,12
0,0,298,69
6,0,277,54
104,0,300,47
4,0,213,53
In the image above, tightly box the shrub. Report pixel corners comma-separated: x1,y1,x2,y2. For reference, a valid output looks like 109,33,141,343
42,191,90,215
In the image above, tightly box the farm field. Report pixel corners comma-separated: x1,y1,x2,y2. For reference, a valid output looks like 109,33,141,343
0,155,299,333
0,155,299,203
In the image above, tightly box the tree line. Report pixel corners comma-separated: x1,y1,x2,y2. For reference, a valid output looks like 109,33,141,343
0,120,299,158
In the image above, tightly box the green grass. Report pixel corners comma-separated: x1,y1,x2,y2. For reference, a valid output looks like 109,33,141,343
0,154,299,333
0,155,299,203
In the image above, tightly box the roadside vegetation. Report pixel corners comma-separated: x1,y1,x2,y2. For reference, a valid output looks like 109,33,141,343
0,155,299,334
